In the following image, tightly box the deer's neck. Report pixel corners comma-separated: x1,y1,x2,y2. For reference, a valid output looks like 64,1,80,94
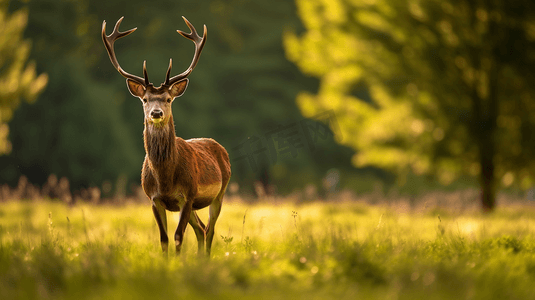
144,116,178,167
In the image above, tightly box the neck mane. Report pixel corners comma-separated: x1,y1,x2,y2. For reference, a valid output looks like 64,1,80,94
144,115,177,165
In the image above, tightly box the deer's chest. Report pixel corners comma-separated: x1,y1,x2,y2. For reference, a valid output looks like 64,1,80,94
153,192,187,212
142,162,189,211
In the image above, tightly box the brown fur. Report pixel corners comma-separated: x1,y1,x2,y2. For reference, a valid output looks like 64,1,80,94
142,114,231,211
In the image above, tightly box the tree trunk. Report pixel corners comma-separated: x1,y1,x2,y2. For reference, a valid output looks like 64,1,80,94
465,1,501,212
480,149,496,212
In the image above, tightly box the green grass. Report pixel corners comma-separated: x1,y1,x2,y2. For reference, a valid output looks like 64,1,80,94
1,199,535,299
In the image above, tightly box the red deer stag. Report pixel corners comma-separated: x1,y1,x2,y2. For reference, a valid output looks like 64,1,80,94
102,17,231,256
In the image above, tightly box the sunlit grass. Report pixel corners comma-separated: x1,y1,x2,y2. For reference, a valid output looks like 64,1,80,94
1,199,535,299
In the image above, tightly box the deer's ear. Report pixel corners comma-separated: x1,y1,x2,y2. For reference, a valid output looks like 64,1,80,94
169,79,189,98
126,79,146,98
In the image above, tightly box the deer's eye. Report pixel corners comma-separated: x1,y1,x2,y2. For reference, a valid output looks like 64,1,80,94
166,98,172,103
142,98,147,103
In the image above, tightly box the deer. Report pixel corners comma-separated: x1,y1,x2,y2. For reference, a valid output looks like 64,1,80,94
102,16,231,257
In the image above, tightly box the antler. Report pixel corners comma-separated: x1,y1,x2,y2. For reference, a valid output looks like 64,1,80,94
102,17,150,86
164,16,207,86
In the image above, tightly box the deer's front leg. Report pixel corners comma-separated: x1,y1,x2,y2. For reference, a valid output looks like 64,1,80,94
174,200,193,254
152,200,168,253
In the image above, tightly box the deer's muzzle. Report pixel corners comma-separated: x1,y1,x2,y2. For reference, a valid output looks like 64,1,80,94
151,109,164,122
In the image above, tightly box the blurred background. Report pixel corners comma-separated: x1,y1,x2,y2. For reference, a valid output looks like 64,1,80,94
0,0,534,211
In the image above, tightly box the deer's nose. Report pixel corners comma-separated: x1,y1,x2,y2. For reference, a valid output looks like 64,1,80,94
151,109,163,119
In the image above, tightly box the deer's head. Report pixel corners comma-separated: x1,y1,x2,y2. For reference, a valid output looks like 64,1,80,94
102,17,206,127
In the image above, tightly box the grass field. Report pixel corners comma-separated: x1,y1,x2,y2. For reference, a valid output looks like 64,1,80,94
1,197,535,299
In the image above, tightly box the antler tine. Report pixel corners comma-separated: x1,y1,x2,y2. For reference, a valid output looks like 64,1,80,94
143,60,149,85
165,16,207,86
177,16,205,43
102,17,150,86
165,58,173,84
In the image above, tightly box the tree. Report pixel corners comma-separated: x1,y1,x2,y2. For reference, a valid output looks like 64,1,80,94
1,0,142,191
0,1,47,154
285,0,535,210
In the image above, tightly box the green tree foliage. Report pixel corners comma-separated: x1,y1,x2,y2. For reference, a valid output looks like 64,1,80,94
1,0,141,190
285,0,535,210
0,0,47,154
1,0,356,194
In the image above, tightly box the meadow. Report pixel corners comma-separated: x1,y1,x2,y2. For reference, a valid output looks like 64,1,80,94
1,194,535,299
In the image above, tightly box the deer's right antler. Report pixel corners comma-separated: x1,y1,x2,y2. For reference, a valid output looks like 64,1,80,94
102,17,150,86
164,16,207,86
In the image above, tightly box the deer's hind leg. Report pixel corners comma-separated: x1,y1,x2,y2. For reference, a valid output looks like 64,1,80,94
189,211,206,255
205,182,228,256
